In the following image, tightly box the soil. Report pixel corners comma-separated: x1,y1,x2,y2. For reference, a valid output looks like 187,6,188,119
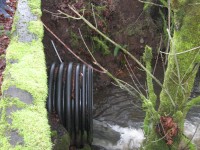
0,0,17,95
41,0,163,90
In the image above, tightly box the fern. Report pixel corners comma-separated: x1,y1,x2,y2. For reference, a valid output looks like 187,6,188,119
93,36,110,55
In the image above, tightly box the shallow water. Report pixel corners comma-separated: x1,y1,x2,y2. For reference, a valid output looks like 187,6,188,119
93,85,200,150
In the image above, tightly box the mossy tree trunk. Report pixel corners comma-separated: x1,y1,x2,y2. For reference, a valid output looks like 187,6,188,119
142,0,200,149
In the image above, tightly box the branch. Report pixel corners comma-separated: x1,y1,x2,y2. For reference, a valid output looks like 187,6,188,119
142,95,160,123
42,23,104,74
138,0,166,7
67,5,163,87
143,45,157,107
79,28,144,99
50,5,176,108
185,96,200,112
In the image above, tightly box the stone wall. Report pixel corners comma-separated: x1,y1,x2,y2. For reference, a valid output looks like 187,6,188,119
0,0,52,149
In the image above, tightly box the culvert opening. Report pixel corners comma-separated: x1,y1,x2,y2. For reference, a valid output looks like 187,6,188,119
46,62,93,148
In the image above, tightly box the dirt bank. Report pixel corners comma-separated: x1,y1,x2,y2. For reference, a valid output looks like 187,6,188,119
41,0,162,90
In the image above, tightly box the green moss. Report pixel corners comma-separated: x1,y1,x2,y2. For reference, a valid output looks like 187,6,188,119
0,98,27,110
28,0,42,16
28,21,44,39
53,134,70,150
142,98,160,136
11,110,51,149
180,136,197,150
143,1,200,149
51,130,58,138
142,45,157,107
159,1,200,113
142,129,169,150
2,40,48,107
11,11,20,33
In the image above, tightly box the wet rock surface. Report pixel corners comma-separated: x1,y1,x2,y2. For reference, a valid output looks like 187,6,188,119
93,119,121,145
91,145,107,150
6,105,21,124
6,130,24,146
14,0,38,42
4,86,33,105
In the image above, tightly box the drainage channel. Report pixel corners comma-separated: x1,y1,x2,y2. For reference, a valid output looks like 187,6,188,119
47,62,93,149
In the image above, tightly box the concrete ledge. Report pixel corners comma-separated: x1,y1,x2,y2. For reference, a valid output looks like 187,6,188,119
0,0,52,149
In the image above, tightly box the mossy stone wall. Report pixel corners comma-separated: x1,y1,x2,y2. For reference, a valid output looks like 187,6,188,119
0,0,52,149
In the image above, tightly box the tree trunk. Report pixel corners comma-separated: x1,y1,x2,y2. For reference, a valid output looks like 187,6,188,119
143,0,200,149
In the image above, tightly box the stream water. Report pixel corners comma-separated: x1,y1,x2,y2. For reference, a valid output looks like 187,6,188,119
92,78,200,149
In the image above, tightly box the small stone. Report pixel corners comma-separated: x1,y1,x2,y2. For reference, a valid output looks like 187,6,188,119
6,105,21,124
140,38,144,44
9,59,18,64
6,130,24,146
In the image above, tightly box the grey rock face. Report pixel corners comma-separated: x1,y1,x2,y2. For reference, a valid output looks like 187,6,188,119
4,86,33,105
6,105,21,124
93,119,120,145
6,130,24,146
14,0,38,42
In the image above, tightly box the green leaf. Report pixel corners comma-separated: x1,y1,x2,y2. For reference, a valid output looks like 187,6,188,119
114,46,120,57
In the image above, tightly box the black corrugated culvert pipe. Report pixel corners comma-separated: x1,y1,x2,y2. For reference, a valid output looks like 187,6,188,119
47,62,93,149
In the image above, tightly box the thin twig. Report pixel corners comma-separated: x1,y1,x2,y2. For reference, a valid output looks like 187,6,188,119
181,52,200,85
132,10,144,26
78,28,97,62
125,64,143,95
79,28,145,103
124,55,146,92
91,3,98,28
167,27,181,98
160,45,200,55
153,35,163,75
43,22,104,73
78,29,144,102
58,10,83,20
138,0,166,7
51,40,63,63
43,9,61,15
188,3,200,5
44,9,82,19
165,0,171,64
183,123,200,150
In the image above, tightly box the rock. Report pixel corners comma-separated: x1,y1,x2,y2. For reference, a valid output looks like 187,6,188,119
14,0,38,42
6,105,21,124
91,145,107,150
4,86,33,105
53,133,70,150
140,38,144,44
6,130,24,146
93,119,121,145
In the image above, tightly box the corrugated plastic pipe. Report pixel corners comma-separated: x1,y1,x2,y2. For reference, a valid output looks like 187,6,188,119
47,62,93,148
